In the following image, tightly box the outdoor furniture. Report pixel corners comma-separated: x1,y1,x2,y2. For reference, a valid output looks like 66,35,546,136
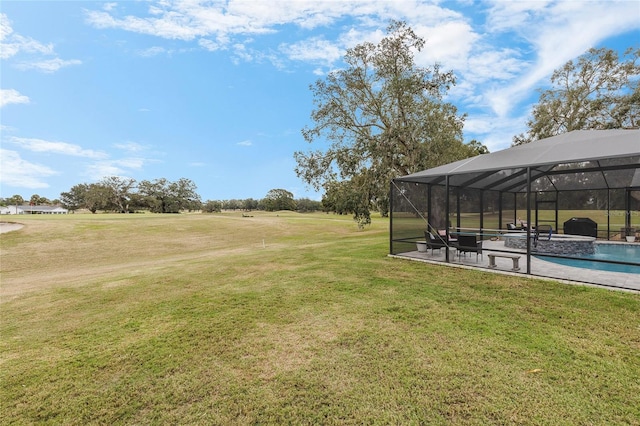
506,223,518,231
424,231,448,254
488,254,521,271
455,234,482,261
564,217,597,238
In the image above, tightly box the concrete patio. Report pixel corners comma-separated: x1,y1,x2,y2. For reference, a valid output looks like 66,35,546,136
391,239,640,293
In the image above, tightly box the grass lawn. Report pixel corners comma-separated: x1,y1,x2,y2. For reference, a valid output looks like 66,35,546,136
1,212,639,425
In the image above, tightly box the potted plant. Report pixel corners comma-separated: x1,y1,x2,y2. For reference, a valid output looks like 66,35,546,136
623,227,636,242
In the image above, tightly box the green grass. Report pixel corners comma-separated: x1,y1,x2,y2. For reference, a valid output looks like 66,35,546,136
1,212,639,424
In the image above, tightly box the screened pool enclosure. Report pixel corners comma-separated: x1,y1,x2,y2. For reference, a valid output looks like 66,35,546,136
390,129,640,288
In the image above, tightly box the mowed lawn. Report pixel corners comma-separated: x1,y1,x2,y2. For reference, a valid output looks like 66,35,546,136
1,212,639,425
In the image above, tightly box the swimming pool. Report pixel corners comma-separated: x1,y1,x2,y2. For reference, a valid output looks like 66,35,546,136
535,243,640,274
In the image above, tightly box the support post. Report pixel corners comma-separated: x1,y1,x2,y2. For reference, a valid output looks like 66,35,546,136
389,181,394,254
456,189,461,231
526,167,532,274
445,175,450,263
480,190,484,240
498,192,503,230
427,184,432,229
607,188,611,240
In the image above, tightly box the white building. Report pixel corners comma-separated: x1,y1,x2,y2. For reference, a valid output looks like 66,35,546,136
1,205,68,215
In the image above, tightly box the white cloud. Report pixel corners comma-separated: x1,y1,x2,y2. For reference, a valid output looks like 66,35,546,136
0,34,55,59
103,3,117,12
0,14,55,59
464,49,527,85
413,21,478,68
83,158,146,181
114,142,149,153
83,162,128,180
8,137,108,159
138,46,166,57
485,1,552,34
280,37,343,66
0,12,13,41
0,89,30,107
0,13,80,71
237,140,252,146
15,58,82,73
114,157,146,169
0,148,58,189
198,37,227,52
85,9,214,41
231,43,254,62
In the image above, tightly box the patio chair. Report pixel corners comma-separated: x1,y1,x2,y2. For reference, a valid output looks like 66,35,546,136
424,231,448,254
455,234,483,261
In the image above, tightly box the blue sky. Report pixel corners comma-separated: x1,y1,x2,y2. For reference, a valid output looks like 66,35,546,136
1,1,639,202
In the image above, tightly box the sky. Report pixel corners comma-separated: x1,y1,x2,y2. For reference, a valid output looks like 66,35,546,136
1,1,639,202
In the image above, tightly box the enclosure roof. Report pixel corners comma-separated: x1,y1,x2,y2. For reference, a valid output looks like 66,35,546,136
395,129,640,192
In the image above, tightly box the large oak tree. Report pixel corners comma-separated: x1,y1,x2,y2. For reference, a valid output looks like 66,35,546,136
294,21,479,227
138,178,201,213
514,47,640,145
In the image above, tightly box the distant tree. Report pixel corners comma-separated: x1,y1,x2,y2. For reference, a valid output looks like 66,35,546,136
467,139,489,155
295,20,477,226
60,184,89,212
101,176,136,213
29,194,49,205
138,180,163,212
295,198,322,212
84,183,111,213
514,47,640,145
138,178,201,213
263,189,296,211
321,180,372,228
172,178,201,211
242,198,259,211
202,200,222,213
5,195,25,206
223,199,241,211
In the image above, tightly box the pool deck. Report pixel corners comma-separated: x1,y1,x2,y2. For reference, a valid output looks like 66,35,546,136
392,240,640,293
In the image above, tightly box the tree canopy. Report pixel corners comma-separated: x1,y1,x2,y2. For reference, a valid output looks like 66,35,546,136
138,178,201,213
263,189,296,212
294,20,481,227
514,47,640,145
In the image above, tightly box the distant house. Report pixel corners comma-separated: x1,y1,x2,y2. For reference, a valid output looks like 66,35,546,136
2,205,69,215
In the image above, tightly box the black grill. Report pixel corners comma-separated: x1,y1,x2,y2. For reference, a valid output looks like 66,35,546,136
563,217,597,238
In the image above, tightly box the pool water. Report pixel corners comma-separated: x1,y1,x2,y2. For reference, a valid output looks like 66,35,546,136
536,243,640,274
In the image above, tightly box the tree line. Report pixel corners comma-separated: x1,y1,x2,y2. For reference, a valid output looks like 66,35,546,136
0,180,325,214
201,189,322,213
